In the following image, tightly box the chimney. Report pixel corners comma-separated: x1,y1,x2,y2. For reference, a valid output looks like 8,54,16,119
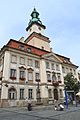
19,37,24,43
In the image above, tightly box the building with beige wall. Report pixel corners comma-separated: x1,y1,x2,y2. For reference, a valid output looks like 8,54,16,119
0,8,79,107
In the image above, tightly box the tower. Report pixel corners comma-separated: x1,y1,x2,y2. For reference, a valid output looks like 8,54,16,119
25,8,51,52
26,8,46,36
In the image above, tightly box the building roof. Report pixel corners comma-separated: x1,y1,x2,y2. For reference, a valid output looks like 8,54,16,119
0,39,78,68
25,32,50,43
55,53,78,68
6,39,50,56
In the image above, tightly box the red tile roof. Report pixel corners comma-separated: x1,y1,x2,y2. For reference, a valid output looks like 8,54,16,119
7,39,50,56
55,53,78,68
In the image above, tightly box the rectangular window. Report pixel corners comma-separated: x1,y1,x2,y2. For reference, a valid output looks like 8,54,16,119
20,57,25,65
10,69,16,78
28,72,33,80
28,89,33,99
11,55,17,63
48,89,52,98
20,89,24,99
51,63,55,70
62,66,65,73
35,61,39,68
46,62,50,69
8,89,16,100
20,70,25,79
57,75,61,81
52,74,56,81
47,74,51,80
56,64,60,71
35,73,40,81
27,48,31,53
66,68,69,73
28,59,33,66
70,68,72,73
47,73,51,82
73,69,76,75
19,45,24,50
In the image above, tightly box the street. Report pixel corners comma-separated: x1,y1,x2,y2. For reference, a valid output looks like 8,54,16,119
0,105,80,120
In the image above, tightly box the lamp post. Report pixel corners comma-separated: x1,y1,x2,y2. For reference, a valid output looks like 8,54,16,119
36,80,41,103
64,86,68,109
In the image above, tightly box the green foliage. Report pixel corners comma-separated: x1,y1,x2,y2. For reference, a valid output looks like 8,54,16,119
64,73,79,92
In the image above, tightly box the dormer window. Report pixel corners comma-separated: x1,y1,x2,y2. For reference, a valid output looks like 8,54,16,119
19,45,24,50
27,48,31,53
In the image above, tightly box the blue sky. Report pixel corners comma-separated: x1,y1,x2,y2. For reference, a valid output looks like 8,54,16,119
0,0,80,68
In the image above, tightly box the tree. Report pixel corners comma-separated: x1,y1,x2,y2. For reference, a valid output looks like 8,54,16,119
64,73,79,93
64,73,79,101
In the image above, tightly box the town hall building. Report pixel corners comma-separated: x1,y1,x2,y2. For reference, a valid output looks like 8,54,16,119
0,8,79,107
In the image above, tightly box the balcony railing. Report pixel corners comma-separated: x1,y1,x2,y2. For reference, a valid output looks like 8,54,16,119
36,79,40,82
10,76,16,80
19,77,26,80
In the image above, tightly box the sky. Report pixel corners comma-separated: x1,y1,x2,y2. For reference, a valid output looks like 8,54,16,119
0,0,80,68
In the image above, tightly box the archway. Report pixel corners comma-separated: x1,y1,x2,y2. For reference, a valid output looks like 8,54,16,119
8,87,17,100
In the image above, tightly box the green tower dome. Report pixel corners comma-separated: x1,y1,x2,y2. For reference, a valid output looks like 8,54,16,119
28,8,42,25
26,8,46,31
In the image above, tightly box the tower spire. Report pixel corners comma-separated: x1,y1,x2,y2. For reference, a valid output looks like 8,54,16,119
26,8,46,33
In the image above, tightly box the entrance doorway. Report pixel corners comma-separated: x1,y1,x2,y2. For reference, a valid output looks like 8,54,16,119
54,89,58,100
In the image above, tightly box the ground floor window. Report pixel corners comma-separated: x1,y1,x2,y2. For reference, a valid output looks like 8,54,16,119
28,89,33,99
20,89,24,99
54,89,58,100
48,89,52,98
8,88,17,100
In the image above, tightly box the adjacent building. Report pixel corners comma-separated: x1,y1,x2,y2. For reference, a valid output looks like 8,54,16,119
0,8,79,107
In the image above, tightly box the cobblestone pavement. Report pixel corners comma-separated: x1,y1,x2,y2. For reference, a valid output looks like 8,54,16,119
0,105,80,120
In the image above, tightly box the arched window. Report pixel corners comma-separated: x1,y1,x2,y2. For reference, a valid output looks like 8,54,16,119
8,87,17,100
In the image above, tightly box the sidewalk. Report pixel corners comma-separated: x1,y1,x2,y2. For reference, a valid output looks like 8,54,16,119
0,104,80,112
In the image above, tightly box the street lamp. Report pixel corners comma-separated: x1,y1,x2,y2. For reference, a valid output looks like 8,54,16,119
64,86,68,109
36,80,41,103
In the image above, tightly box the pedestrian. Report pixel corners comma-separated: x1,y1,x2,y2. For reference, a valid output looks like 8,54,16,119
58,103,64,111
27,100,32,111
54,106,58,110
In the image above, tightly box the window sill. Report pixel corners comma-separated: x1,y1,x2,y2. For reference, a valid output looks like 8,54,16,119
19,78,26,80
10,77,16,80
48,80,51,82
